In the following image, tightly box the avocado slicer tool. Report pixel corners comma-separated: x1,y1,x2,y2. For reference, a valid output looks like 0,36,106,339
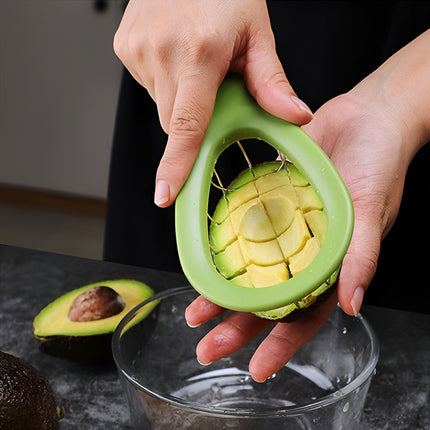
175,74,354,313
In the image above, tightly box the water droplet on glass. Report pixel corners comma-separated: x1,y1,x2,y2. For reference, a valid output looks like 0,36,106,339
239,375,251,384
209,383,221,402
343,401,350,412
342,327,348,335
211,384,220,393
267,373,277,380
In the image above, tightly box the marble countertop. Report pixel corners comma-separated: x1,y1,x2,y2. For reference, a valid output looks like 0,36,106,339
0,245,429,429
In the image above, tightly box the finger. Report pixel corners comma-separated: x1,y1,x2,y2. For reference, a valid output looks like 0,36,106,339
242,27,313,125
336,208,381,317
249,293,338,382
195,312,274,365
153,73,177,134
154,72,224,207
185,296,226,328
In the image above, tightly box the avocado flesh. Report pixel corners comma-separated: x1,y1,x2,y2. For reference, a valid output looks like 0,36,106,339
210,162,338,321
0,350,64,430
33,279,155,362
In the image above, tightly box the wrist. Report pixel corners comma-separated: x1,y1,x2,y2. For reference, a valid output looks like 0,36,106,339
349,30,430,162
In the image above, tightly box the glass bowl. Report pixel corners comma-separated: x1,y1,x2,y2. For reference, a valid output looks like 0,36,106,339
112,286,379,429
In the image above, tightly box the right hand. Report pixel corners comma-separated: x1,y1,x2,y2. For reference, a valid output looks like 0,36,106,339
184,85,416,383
114,0,313,207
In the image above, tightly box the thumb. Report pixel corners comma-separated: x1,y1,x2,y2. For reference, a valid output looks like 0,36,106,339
242,30,313,125
154,73,223,207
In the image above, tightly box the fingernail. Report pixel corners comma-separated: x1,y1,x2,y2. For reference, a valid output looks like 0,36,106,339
350,287,364,317
154,180,170,206
290,95,313,116
252,375,267,384
186,320,201,329
197,357,212,366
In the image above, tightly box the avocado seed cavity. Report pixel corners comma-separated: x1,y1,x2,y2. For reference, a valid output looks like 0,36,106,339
68,286,126,322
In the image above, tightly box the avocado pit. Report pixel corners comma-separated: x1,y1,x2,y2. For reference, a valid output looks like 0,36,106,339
68,286,126,322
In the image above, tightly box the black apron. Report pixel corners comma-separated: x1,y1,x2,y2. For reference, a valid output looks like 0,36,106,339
104,1,430,314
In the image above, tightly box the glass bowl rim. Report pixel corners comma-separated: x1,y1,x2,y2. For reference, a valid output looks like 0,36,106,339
112,286,379,417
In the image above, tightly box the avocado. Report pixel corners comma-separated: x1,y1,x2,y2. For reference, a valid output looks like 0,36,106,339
33,279,155,362
209,161,338,321
0,350,64,430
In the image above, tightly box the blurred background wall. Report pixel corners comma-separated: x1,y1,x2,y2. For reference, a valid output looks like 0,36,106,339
0,0,124,199
0,0,125,258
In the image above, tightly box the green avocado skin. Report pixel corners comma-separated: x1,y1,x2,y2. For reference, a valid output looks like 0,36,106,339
36,332,113,363
0,350,62,430
267,281,337,323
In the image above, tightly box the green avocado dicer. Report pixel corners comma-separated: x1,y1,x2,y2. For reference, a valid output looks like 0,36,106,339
175,75,354,318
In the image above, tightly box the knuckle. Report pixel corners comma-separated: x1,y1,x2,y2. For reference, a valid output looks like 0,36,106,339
270,327,296,350
261,70,289,92
147,32,173,66
170,108,204,138
361,249,379,280
171,115,200,134
267,70,289,86
180,27,222,66
113,30,124,59
149,26,221,68
126,30,145,64
253,69,290,102
193,32,219,57
113,28,144,64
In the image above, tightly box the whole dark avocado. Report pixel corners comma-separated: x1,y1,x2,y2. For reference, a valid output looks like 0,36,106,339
0,350,64,430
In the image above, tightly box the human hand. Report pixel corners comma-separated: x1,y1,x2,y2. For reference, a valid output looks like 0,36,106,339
184,79,420,383
113,0,313,207
184,30,430,382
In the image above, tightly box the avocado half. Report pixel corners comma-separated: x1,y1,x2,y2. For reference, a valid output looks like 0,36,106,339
0,350,64,430
33,279,155,363
209,161,338,321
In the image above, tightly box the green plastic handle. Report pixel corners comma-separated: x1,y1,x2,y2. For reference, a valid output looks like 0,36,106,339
175,75,354,312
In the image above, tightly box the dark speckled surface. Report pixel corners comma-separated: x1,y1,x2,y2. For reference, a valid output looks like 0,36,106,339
0,245,186,429
0,245,429,429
